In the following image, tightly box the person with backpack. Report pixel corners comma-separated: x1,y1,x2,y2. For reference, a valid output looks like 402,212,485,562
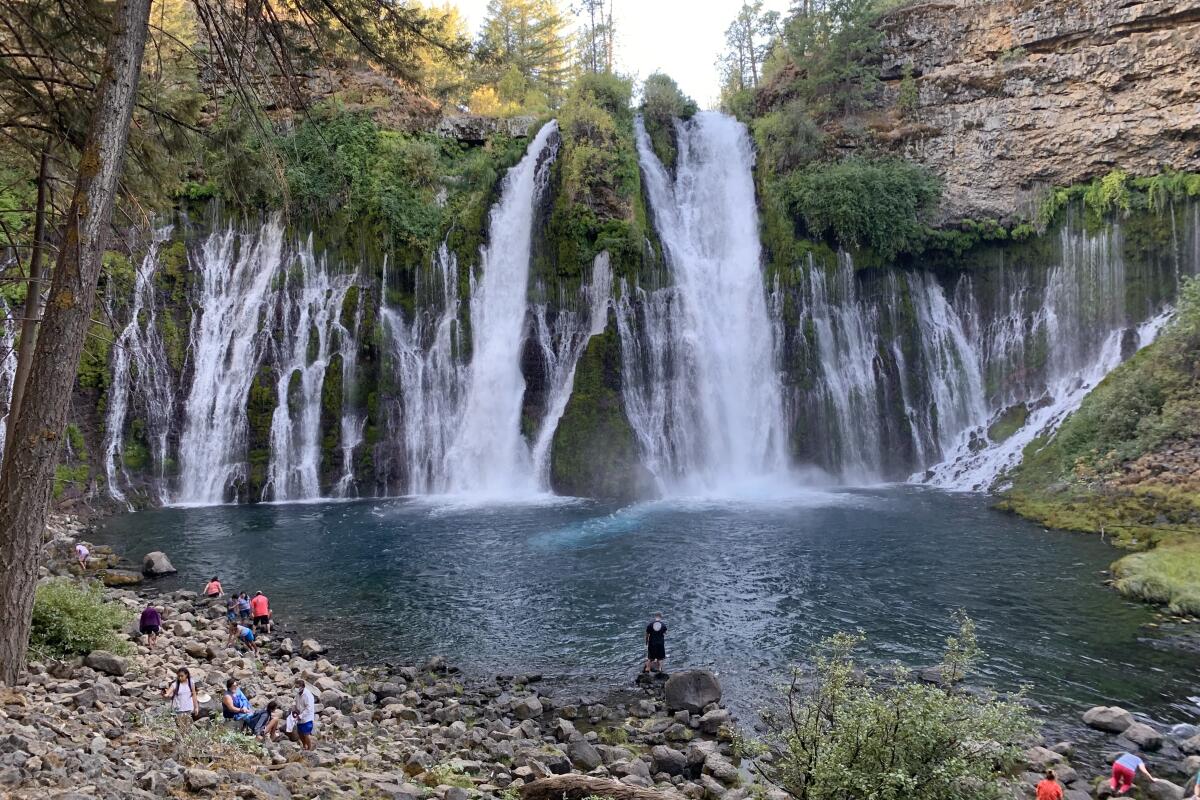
643,612,667,673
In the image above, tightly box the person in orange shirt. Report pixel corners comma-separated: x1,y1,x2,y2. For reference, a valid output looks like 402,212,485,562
1036,769,1063,800
250,591,272,633
203,576,223,598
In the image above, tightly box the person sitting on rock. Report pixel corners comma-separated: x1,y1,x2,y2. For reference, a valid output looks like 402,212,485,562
139,603,162,649
222,678,254,722
293,678,317,751
1110,752,1158,794
643,612,667,674
227,621,260,656
246,701,281,738
204,575,223,598
75,542,90,571
1036,769,1063,800
250,591,272,633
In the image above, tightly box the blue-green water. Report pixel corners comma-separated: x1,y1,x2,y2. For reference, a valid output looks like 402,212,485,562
95,486,1199,726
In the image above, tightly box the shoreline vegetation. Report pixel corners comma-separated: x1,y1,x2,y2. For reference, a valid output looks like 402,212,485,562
3,514,1199,799
999,278,1200,616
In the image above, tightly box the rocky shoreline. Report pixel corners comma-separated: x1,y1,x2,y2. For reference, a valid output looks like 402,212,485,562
0,515,1197,799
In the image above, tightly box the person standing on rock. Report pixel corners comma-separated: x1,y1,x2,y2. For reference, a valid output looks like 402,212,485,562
293,678,317,750
75,542,90,571
139,603,162,648
250,591,272,633
644,612,667,674
1036,769,1063,800
1110,752,1159,794
237,592,252,621
204,575,223,598
163,667,198,730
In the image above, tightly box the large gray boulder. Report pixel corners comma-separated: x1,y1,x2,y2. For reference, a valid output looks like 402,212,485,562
1146,779,1186,800
664,670,722,713
142,551,176,576
1124,722,1164,751
513,696,543,720
651,745,688,776
84,650,128,677
568,739,602,771
1083,706,1134,733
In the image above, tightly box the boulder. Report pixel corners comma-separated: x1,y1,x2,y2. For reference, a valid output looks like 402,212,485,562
699,708,731,735
651,745,688,776
300,639,326,658
1145,779,1185,800
664,671,722,714
84,650,128,677
1083,706,1134,734
568,739,603,771
172,620,194,636
513,696,543,720
185,767,221,791
1124,722,1164,751
142,551,177,576
98,569,143,587
1023,746,1065,770
1180,735,1200,755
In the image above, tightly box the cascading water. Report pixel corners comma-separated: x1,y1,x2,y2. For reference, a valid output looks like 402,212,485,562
176,221,284,505
627,112,788,493
103,227,176,505
263,241,353,501
439,120,560,496
528,252,613,484
334,283,364,497
0,298,17,459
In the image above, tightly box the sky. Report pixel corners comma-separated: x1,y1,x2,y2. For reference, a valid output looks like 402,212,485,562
452,0,793,108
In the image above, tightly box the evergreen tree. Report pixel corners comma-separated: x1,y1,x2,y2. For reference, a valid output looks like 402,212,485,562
473,0,572,111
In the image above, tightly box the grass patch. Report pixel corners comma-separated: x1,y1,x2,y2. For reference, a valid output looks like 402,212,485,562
29,579,132,660
426,763,474,789
1112,538,1200,615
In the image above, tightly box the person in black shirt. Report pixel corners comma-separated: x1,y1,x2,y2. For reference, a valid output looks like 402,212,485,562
644,612,667,673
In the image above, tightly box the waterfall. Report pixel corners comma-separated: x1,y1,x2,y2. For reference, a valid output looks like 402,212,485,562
0,299,17,460
384,246,469,494
528,252,613,484
263,241,353,501
439,120,560,496
103,227,176,505
628,112,788,493
176,221,284,505
334,283,364,497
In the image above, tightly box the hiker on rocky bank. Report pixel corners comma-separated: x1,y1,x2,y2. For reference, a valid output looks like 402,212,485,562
139,603,162,648
1036,769,1063,800
75,542,89,571
243,700,281,738
643,612,667,674
221,678,254,722
227,620,260,656
1110,751,1159,794
204,575,223,598
163,667,198,730
237,592,252,621
293,679,316,750
251,590,272,633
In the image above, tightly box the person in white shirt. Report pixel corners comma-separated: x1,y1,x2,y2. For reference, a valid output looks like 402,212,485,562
75,542,90,571
293,679,316,750
162,667,197,730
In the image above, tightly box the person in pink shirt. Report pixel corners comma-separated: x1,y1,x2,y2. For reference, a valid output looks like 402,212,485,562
250,591,271,633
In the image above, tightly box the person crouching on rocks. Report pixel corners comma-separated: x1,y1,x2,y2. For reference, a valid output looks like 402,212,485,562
204,575,223,598
227,620,260,657
139,603,162,648
163,667,198,730
293,679,317,750
1110,752,1159,794
644,612,667,674
1036,769,1062,800
75,542,90,571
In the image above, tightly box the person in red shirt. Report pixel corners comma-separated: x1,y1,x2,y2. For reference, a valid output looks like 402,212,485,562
203,576,223,598
1036,770,1063,800
250,591,272,633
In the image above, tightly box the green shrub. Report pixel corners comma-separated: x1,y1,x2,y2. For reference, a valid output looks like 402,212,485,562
1112,539,1200,616
641,72,698,171
29,580,132,660
783,157,940,260
752,100,827,173
749,613,1033,800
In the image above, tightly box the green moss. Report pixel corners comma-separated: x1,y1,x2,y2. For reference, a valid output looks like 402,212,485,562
986,405,1028,444
53,464,90,499
245,366,278,500
1112,538,1200,615
320,354,345,492
549,318,652,501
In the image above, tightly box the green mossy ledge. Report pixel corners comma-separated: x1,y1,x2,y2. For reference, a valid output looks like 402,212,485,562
549,313,654,503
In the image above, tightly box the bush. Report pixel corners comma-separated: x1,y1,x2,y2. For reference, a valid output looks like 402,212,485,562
748,613,1033,800
783,157,940,260
641,72,698,171
752,100,827,173
1113,538,1200,616
29,580,132,660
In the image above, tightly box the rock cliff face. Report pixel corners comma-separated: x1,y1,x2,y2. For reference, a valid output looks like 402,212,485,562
876,0,1200,222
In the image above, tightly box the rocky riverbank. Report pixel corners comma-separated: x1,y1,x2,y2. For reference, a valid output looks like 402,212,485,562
1,519,1198,799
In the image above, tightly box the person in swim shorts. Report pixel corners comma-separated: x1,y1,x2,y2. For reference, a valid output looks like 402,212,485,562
643,612,667,673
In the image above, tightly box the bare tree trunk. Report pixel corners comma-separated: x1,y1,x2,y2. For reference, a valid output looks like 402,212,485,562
7,142,52,444
522,775,670,800
0,0,152,686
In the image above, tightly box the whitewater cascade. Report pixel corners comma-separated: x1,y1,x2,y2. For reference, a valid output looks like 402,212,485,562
626,112,788,492
176,221,285,504
103,227,176,505
0,299,17,459
263,240,355,501
334,283,365,497
438,120,560,495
